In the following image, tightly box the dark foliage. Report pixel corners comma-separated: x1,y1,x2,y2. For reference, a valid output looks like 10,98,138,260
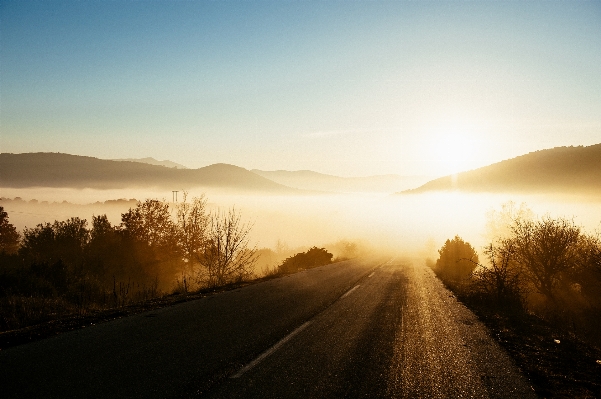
434,235,479,288
432,210,601,397
0,206,20,254
0,197,259,332
278,247,333,274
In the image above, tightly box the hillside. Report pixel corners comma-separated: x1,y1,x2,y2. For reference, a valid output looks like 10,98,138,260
401,144,601,195
112,157,188,169
0,153,296,193
252,169,431,193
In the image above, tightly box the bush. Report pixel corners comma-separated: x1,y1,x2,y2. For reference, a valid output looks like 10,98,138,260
278,247,333,274
434,235,479,288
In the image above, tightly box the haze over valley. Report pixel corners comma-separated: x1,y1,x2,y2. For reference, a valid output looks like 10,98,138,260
2,145,601,256
2,1,601,396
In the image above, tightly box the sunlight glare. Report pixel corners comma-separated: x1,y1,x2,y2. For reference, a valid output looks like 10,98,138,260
427,126,480,176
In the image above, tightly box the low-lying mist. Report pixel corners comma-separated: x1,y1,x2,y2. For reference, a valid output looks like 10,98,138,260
3,187,601,262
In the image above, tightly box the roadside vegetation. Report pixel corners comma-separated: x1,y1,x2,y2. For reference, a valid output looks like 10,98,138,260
275,247,333,274
431,202,601,397
0,195,351,335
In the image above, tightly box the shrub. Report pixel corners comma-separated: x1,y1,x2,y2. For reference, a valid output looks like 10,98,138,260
278,247,333,274
434,235,479,288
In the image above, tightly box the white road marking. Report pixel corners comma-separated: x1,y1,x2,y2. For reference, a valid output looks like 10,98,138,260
231,321,312,378
231,275,368,378
368,272,375,278
341,285,360,299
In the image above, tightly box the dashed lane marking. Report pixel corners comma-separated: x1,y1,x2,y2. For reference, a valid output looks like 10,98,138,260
341,285,360,299
231,321,312,378
231,277,366,378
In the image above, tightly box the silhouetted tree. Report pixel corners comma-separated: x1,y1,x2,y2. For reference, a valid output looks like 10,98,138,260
566,232,601,308
175,193,209,274
199,207,258,287
508,216,581,304
121,199,177,250
19,218,90,296
86,215,126,285
472,240,524,309
0,206,20,254
120,199,182,288
20,218,89,271
435,235,479,285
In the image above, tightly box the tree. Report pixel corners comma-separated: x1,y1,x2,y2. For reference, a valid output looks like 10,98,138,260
0,206,20,254
509,216,581,303
571,233,601,307
19,217,90,295
120,199,177,250
435,235,479,284
120,199,182,289
472,240,524,308
20,217,89,269
199,207,258,287
86,215,125,285
175,193,209,273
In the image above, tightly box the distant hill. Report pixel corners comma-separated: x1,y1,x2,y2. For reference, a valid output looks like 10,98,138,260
111,157,188,169
0,153,296,193
401,144,601,195
252,169,431,193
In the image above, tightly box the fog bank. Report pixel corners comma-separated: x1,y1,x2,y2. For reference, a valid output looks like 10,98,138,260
3,188,600,260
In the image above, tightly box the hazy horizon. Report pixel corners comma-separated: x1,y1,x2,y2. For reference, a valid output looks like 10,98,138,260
3,188,601,261
2,1,600,177
2,3,601,393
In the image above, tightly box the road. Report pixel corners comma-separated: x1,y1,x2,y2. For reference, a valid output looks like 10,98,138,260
0,257,536,398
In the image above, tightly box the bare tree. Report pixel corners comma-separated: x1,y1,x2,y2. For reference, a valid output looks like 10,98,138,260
175,192,209,276
198,207,258,287
472,240,524,307
509,216,581,303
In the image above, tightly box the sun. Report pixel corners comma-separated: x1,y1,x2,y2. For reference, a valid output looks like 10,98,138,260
428,129,479,176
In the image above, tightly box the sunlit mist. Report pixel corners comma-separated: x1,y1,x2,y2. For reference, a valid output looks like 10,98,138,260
3,189,600,261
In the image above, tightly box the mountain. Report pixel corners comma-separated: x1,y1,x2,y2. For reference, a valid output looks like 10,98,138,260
251,170,431,193
111,157,188,169
0,153,296,193
401,144,601,195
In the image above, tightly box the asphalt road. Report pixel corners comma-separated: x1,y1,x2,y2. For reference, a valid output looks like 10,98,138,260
0,257,536,398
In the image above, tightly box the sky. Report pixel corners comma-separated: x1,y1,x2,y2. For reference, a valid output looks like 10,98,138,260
1,0,600,177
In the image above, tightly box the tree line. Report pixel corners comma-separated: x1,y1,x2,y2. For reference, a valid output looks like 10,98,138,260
432,202,601,345
0,194,259,330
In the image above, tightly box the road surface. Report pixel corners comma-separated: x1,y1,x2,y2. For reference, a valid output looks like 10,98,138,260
0,257,536,398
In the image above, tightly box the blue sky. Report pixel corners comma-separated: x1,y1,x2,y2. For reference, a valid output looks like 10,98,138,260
1,0,600,177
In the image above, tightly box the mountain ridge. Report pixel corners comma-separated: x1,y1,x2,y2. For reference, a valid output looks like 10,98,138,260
401,144,601,195
0,153,296,193
251,169,431,193
111,157,188,169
